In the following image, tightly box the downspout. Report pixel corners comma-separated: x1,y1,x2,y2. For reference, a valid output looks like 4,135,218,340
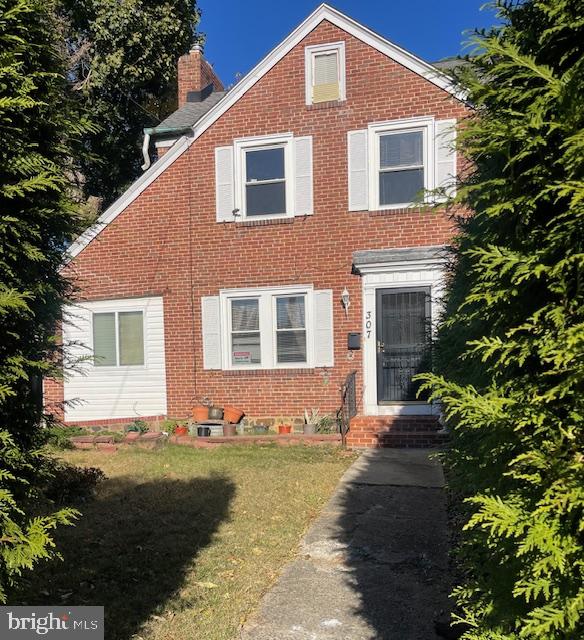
141,130,152,171
141,126,193,171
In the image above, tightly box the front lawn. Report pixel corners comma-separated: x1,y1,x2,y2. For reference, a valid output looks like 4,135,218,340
17,444,355,640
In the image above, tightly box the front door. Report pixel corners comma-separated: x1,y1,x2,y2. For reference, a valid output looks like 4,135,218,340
376,288,431,404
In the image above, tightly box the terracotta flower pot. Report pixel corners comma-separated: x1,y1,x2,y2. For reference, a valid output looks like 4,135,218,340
223,405,244,424
192,405,209,422
174,425,188,436
222,424,237,437
278,424,292,434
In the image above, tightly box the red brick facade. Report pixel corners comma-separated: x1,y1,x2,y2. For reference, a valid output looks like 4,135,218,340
48,17,470,435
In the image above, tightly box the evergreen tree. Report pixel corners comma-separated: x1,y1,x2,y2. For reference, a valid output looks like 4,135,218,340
418,1,584,638
0,0,90,601
57,0,200,209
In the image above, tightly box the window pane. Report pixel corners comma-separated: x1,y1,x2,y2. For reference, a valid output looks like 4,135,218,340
314,53,338,85
246,147,284,182
379,168,424,206
231,332,261,365
231,299,259,331
93,313,116,366
246,181,286,216
277,331,307,363
277,296,305,329
119,311,144,366
380,132,423,168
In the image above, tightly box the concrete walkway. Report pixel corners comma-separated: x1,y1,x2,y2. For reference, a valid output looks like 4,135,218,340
240,450,450,640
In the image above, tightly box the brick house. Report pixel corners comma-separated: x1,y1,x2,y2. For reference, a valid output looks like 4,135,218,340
45,4,470,447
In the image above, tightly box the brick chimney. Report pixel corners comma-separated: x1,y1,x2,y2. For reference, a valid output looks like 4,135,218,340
177,44,224,107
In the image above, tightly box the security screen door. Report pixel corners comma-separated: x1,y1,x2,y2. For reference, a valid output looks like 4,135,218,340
376,288,431,403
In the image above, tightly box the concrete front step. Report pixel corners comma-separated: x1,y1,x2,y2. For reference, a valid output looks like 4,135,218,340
347,415,447,449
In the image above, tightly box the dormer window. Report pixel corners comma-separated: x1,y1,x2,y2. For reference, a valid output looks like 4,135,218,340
305,42,346,105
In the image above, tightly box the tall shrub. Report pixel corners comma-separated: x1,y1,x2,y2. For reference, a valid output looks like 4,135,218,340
0,0,88,601
418,1,584,638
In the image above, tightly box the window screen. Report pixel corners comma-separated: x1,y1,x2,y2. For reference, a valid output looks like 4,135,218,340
313,52,339,103
276,296,307,363
93,313,116,366
245,147,286,216
119,311,144,366
379,130,424,206
231,299,261,365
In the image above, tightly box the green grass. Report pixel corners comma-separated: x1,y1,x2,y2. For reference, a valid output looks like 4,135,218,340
17,444,356,640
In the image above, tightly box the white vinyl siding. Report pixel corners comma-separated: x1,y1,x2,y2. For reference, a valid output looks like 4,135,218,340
204,285,334,370
305,41,346,105
63,296,167,422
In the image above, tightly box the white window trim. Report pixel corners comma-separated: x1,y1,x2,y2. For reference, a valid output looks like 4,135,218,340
234,133,294,220
220,284,314,370
304,41,346,105
368,117,435,211
90,306,147,370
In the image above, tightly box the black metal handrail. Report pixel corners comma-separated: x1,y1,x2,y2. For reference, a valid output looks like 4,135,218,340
338,370,357,446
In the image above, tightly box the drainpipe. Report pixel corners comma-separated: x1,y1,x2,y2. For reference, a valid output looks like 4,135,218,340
141,126,194,171
141,130,152,170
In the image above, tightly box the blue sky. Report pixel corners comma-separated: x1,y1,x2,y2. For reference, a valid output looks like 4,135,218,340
199,1,498,87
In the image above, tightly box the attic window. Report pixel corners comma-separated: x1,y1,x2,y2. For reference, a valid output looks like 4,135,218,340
305,42,345,105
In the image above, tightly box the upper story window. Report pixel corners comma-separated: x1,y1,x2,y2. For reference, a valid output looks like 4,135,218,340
233,133,294,220
367,117,433,211
305,42,346,105
245,145,286,216
93,310,144,367
378,130,425,207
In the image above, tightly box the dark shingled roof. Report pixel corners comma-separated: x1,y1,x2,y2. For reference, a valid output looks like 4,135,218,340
150,90,228,135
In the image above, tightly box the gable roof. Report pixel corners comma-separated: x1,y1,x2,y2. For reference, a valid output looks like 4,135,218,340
68,3,468,260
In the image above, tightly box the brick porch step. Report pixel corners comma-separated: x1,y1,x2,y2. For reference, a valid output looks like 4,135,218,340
347,415,447,449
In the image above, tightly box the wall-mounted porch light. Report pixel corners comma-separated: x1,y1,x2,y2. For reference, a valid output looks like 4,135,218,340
341,287,350,318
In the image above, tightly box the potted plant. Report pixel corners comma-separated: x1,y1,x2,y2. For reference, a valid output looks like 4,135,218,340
303,408,319,435
175,424,188,436
192,403,209,422
223,405,244,424
278,424,292,434
209,405,224,420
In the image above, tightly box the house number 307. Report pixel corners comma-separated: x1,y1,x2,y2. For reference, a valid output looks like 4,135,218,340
365,311,372,338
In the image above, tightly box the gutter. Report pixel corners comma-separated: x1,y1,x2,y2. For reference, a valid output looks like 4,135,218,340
141,125,194,171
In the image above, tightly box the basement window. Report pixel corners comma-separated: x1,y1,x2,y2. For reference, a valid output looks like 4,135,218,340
305,42,346,105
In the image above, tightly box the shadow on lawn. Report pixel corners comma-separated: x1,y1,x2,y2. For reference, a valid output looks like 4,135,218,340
17,472,235,640
334,452,451,640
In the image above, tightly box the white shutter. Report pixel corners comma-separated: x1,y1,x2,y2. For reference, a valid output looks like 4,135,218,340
348,130,368,211
201,296,222,369
313,290,334,367
434,119,457,200
294,136,313,216
215,146,234,222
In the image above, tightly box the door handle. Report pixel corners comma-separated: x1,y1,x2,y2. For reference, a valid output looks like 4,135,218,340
377,340,385,352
